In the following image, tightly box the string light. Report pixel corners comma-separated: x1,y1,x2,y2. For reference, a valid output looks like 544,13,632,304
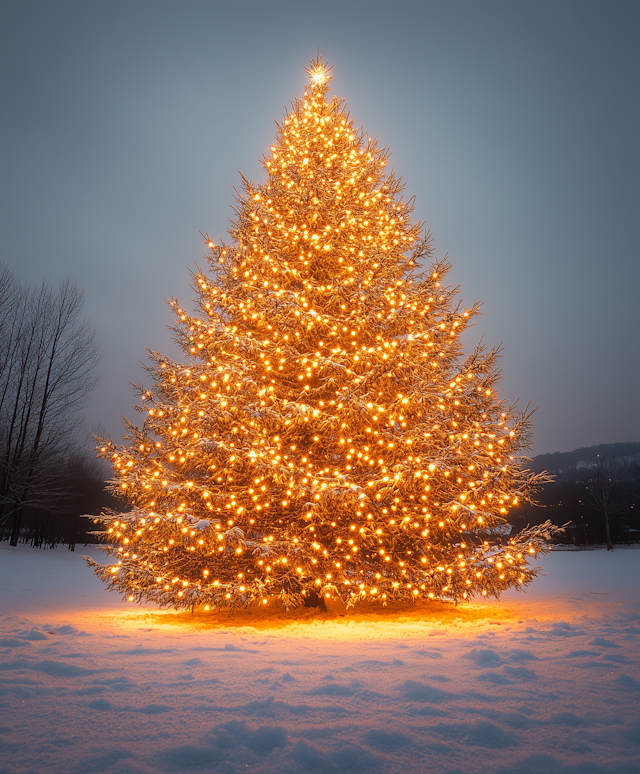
87,56,559,611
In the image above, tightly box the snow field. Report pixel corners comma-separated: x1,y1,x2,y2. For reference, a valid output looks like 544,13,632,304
0,543,639,773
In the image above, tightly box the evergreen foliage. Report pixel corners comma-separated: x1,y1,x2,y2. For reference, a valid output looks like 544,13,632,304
88,59,558,610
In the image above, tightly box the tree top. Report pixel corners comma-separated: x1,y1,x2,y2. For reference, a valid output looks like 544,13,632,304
305,55,332,92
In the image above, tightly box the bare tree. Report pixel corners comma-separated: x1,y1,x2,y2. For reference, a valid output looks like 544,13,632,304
580,456,627,551
0,265,101,545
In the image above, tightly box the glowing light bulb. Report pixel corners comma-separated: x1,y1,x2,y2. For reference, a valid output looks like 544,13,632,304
309,66,328,86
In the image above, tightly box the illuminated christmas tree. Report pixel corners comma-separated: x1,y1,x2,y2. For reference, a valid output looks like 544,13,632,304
88,58,557,610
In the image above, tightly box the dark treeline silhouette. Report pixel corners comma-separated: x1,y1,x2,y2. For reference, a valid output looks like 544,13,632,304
0,456,124,550
0,263,108,550
509,443,640,550
528,442,640,475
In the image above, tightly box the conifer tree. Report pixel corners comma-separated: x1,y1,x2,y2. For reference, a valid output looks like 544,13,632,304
88,58,557,610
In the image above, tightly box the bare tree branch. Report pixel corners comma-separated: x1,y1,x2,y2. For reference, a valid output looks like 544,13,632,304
0,264,101,544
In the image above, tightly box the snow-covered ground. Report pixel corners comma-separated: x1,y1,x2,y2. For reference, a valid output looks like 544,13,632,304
0,543,639,774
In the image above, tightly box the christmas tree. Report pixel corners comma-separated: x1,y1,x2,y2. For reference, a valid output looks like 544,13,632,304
88,58,557,611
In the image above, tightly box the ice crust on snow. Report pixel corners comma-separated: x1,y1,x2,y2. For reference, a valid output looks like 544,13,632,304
0,541,639,773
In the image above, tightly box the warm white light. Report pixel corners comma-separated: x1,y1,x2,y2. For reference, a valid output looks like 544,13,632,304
309,66,328,86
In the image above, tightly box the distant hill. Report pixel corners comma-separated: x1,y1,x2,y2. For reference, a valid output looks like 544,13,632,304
529,442,640,474
514,442,640,547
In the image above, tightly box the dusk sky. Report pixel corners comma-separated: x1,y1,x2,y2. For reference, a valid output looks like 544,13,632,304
1,0,637,456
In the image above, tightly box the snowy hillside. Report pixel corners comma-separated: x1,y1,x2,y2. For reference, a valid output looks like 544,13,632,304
0,543,639,773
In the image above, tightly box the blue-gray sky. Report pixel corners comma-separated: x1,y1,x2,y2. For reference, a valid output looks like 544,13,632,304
1,0,638,455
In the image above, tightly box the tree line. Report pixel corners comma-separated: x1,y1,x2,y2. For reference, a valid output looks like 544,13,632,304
509,443,640,550
0,263,115,549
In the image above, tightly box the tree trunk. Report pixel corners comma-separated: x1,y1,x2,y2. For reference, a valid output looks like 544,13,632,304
599,479,614,551
69,513,79,551
603,504,613,551
9,507,22,546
